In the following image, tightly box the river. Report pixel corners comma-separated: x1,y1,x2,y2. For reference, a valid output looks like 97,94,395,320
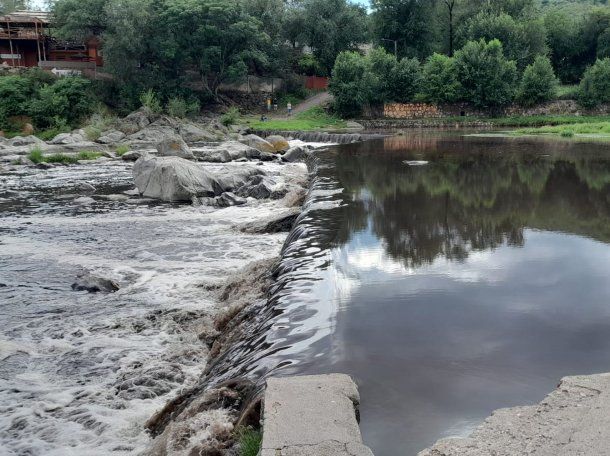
1,132,610,456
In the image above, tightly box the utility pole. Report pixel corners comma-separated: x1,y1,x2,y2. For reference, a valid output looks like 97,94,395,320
380,38,398,58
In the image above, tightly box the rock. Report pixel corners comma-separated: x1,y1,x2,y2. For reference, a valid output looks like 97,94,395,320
118,108,152,134
419,373,610,456
72,273,119,293
245,148,276,161
8,135,44,147
121,150,143,161
133,154,219,202
221,140,257,160
240,134,275,153
283,146,309,162
50,132,86,145
265,135,290,152
133,154,263,202
75,182,96,194
97,130,126,144
194,149,232,163
214,192,247,207
36,162,54,169
73,196,95,205
126,126,176,145
179,124,216,143
236,175,276,199
156,136,194,160
240,208,301,233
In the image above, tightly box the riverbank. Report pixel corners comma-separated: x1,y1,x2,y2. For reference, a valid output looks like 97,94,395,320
420,372,610,456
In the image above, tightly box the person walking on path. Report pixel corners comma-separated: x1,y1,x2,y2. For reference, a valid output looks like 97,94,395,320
287,102,292,116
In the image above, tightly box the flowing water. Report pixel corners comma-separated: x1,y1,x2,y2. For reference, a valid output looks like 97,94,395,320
2,133,610,456
0,160,296,455
206,132,610,456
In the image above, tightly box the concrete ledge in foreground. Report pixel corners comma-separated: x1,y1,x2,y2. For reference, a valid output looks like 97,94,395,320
419,372,610,456
261,373,374,456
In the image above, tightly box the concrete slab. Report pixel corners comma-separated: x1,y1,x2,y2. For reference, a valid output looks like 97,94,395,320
261,374,374,456
419,372,610,456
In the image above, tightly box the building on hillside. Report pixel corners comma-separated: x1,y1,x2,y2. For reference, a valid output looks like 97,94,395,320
0,11,49,67
0,11,103,74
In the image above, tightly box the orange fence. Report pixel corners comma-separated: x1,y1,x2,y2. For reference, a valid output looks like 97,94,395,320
305,76,328,90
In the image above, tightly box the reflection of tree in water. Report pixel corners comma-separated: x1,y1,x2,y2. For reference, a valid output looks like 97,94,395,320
332,138,610,268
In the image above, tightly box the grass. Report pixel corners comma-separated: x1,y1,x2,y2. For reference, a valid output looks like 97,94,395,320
246,106,347,131
26,147,103,165
514,121,610,138
557,85,579,100
115,144,129,156
235,427,262,456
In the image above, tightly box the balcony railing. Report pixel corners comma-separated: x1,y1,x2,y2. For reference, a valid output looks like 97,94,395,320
0,28,45,40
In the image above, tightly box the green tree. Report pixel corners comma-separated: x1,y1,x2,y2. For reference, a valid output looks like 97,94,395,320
454,39,518,109
52,0,108,40
458,11,547,69
364,47,398,103
389,57,422,102
328,51,368,117
299,0,368,73
371,0,437,59
419,53,461,103
517,56,559,106
578,58,610,107
0,0,30,14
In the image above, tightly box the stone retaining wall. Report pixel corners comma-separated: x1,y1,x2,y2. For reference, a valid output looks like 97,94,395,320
365,100,610,120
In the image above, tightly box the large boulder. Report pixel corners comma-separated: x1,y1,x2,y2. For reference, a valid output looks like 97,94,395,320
179,124,217,143
121,150,143,161
221,140,257,160
97,130,126,144
50,132,86,145
118,109,153,134
72,273,119,293
265,135,290,152
240,134,275,153
8,135,44,147
133,155,218,202
283,146,310,162
156,136,195,160
195,149,232,163
133,154,264,202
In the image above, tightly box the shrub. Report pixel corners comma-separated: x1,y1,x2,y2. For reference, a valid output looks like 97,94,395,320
220,106,240,126
364,47,398,104
139,89,162,113
115,144,130,156
235,427,261,456
28,147,44,164
419,53,461,104
0,76,35,129
29,77,96,128
560,129,574,137
389,57,422,103
167,97,188,118
578,58,610,108
45,153,78,164
297,54,326,77
518,56,559,106
454,39,518,109
329,51,368,117
76,151,103,160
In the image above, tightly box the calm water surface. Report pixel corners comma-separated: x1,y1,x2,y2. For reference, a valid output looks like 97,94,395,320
212,132,610,456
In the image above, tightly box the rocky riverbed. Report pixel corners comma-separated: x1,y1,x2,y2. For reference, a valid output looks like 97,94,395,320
0,110,322,455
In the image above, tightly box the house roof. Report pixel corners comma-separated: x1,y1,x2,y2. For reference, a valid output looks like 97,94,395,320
1,11,51,24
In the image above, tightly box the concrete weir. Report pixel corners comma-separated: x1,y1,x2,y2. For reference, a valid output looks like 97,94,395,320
420,372,610,456
260,374,374,456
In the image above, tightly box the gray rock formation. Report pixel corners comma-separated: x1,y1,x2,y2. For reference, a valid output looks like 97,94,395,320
121,150,143,161
133,154,218,202
156,136,195,160
75,182,96,194
283,146,309,162
50,132,86,145
419,373,610,456
179,123,217,143
72,273,119,293
97,130,126,144
118,109,152,134
194,149,232,163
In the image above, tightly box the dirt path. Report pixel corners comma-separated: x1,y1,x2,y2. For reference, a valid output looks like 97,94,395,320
292,91,333,115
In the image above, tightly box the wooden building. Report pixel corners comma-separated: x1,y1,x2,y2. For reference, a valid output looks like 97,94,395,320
0,11,103,70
